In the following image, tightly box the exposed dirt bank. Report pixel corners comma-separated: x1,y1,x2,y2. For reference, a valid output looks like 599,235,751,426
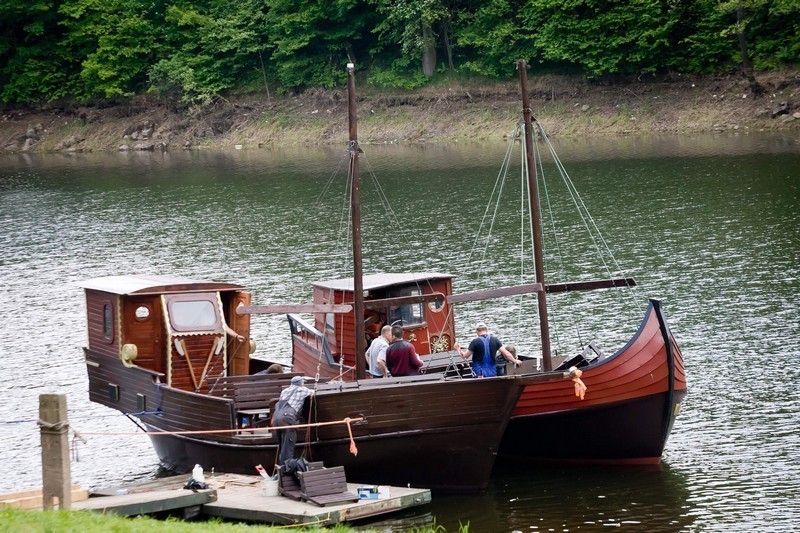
2,71,798,154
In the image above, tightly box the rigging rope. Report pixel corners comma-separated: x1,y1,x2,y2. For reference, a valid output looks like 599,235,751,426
537,124,642,316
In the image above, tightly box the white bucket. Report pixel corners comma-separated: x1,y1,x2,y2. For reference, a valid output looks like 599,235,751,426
261,477,279,497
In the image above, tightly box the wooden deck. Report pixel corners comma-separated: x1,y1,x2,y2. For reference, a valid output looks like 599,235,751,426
79,473,431,525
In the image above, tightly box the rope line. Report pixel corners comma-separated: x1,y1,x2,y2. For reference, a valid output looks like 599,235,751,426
75,416,365,437
37,419,68,431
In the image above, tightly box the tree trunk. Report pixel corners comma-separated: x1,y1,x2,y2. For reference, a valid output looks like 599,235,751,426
442,17,454,71
736,6,764,97
422,24,437,77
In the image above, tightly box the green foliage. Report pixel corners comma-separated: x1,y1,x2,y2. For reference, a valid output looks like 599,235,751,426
0,0,798,103
455,0,535,78
0,0,81,102
265,0,373,88
148,0,269,105
371,0,450,57
367,57,429,88
59,0,163,98
520,0,675,76
0,506,367,532
664,0,735,73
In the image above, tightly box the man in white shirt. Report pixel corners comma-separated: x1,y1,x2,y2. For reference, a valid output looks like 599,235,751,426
366,325,392,378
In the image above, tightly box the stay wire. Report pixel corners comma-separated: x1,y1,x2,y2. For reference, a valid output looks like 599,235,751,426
538,126,642,316
527,120,570,352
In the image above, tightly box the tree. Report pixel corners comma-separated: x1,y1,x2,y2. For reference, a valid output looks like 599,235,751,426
371,0,456,76
148,0,270,105
265,0,373,88
520,0,674,76
0,0,80,102
59,0,164,98
455,0,534,78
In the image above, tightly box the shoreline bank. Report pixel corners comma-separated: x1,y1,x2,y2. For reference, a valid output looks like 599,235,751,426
2,71,798,154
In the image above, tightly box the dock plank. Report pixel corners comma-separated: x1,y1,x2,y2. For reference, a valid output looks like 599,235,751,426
72,489,216,516
202,474,431,525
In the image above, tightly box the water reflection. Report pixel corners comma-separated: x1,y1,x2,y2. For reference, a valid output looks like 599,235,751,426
359,462,693,532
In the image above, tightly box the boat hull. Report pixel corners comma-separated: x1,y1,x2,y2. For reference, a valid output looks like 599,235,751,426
85,348,521,492
500,299,687,462
291,300,687,463
146,413,508,492
500,389,685,462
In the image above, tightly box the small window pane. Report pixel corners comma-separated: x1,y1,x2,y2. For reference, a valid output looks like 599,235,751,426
103,304,113,339
171,300,218,330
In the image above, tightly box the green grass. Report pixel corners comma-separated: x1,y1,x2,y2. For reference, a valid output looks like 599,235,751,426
1,508,464,532
0,508,355,532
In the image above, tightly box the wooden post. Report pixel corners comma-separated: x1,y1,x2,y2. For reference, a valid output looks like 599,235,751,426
39,394,71,510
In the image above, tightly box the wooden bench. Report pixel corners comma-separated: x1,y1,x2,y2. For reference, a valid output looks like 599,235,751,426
278,461,323,500
208,373,302,427
298,466,359,507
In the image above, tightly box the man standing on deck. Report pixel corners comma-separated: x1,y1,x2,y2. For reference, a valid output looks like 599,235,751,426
272,376,315,465
385,325,424,377
456,323,520,378
366,325,392,378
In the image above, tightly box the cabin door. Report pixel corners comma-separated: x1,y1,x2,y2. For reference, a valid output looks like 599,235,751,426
162,292,227,392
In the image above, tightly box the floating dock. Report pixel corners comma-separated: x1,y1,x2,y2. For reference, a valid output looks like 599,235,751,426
74,473,431,526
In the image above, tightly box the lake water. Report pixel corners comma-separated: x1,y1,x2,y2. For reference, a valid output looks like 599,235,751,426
1,133,798,531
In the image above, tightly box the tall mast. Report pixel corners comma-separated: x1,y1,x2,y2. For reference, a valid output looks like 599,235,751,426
348,63,367,380
517,59,553,371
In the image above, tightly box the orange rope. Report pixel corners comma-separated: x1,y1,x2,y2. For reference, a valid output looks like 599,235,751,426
77,416,365,437
345,417,358,456
570,366,587,400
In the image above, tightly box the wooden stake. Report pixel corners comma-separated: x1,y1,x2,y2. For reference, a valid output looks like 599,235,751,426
39,394,71,510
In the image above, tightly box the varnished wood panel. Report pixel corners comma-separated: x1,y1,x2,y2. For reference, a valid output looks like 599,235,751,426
85,292,120,357
121,295,163,373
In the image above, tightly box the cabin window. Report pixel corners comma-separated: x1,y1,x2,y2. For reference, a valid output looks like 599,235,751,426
165,293,222,333
387,288,424,327
326,313,335,331
103,303,114,341
135,305,151,321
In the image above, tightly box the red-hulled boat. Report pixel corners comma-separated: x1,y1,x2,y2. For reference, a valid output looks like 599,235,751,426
288,60,686,463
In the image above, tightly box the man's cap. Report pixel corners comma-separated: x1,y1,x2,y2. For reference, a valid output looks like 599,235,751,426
475,322,488,331
290,376,305,385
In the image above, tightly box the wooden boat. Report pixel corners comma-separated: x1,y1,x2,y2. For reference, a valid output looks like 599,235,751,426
79,65,561,493
288,60,686,464
80,274,553,492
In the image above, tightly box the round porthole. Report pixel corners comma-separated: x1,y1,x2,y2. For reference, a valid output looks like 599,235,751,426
135,305,151,321
427,293,445,312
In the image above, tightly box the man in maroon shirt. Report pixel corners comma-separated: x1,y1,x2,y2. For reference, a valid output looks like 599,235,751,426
385,325,424,377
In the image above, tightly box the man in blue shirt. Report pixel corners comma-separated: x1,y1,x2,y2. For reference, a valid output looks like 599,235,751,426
456,323,520,378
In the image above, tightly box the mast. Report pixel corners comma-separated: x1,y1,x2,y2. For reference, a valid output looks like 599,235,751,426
347,62,367,380
517,59,553,371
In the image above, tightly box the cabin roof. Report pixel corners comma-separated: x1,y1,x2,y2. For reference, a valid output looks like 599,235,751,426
312,272,453,292
78,275,245,295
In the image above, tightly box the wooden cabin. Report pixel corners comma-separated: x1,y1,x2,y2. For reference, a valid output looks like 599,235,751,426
80,275,253,393
291,273,456,374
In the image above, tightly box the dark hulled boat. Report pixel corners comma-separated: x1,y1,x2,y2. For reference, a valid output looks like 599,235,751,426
80,274,547,492
288,60,686,464
79,64,561,493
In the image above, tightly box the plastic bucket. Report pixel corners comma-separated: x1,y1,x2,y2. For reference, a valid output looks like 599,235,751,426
261,477,279,497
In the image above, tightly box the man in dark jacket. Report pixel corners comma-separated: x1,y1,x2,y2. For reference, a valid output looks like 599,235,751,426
385,325,424,376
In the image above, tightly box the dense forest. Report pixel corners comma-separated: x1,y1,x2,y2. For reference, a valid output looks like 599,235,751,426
1,0,798,106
